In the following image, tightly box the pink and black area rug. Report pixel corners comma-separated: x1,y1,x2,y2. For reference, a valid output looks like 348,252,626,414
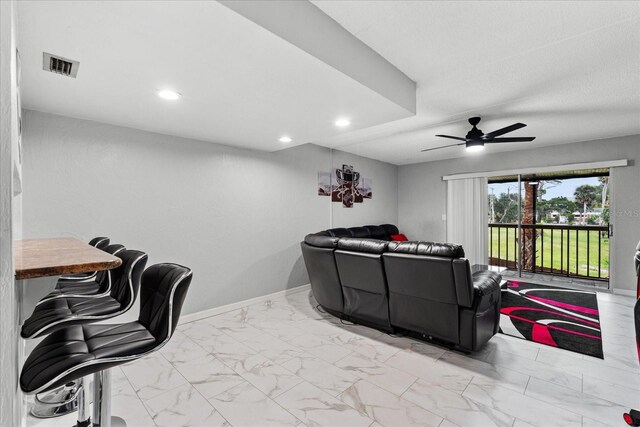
500,280,603,358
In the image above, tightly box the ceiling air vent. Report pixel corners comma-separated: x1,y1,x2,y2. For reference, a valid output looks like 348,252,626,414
43,52,79,78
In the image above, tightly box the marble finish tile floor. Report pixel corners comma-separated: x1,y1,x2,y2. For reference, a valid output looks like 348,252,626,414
25,286,637,427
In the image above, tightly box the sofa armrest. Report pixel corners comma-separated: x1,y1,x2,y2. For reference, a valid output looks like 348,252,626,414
472,270,501,312
473,270,501,291
473,270,501,295
458,270,502,352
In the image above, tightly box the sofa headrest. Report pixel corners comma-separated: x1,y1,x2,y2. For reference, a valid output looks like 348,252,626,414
321,224,399,239
380,224,399,236
327,228,353,238
338,237,389,254
387,241,419,254
364,225,388,239
348,227,371,238
304,233,340,248
387,241,465,258
417,242,465,258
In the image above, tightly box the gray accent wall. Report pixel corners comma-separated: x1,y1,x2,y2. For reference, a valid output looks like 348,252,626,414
21,110,398,315
398,135,640,293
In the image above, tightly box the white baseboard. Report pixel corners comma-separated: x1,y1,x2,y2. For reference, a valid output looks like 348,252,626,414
612,288,636,297
178,284,311,325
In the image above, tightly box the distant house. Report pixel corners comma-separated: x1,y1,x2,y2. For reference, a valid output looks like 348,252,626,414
547,210,568,224
573,209,601,224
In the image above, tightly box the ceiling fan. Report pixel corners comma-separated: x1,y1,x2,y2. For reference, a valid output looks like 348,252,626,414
421,117,535,153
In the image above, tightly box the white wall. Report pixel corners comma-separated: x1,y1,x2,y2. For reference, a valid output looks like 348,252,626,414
21,110,398,315
0,1,22,426
398,135,640,293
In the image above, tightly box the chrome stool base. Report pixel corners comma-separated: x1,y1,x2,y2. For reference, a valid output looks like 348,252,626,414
30,398,77,418
30,381,84,418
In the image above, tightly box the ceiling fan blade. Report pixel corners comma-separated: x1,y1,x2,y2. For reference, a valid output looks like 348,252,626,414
435,135,467,141
487,137,536,143
421,142,465,152
482,123,526,138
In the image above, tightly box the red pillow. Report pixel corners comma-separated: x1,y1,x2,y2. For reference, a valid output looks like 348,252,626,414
390,233,408,241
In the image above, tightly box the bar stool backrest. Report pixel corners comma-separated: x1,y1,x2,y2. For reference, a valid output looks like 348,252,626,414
93,244,126,293
138,263,193,343
89,237,110,249
108,250,148,311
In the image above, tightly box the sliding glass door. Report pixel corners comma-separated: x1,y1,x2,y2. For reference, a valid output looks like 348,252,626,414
488,169,611,286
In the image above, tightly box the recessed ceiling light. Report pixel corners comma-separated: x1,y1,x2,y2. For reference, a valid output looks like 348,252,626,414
157,90,181,100
279,136,292,143
335,118,351,127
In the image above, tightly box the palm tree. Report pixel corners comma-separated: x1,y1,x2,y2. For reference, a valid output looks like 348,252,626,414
574,185,599,224
598,176,609,225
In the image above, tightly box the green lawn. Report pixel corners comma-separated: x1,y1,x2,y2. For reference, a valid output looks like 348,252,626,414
489,227,609,278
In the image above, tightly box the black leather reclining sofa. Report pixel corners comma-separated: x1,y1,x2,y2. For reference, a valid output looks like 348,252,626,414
300,224,502,352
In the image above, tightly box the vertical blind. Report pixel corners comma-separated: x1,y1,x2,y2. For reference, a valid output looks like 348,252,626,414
446,177,488,266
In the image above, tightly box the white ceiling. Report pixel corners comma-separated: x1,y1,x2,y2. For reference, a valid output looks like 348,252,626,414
17,1,640,165
313,0,640,164
16,1,413,152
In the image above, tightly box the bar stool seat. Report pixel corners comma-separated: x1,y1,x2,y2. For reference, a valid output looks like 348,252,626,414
20,322,156,394
48,281,102,296
22,297,123,339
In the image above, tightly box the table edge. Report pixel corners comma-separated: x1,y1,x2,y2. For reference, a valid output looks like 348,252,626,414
15,258,122,280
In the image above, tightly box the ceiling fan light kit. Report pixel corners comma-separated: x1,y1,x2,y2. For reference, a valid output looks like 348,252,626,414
422,117,536,154
466,141,485,152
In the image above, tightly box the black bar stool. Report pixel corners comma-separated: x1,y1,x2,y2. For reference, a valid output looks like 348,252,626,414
23,249,147,419
21,263,193,427
29,243,125,416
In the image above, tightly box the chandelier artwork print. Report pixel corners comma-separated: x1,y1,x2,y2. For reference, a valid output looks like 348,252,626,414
317,164,372,208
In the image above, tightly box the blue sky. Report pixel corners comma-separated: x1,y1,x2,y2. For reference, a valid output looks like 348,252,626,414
489,177,601,201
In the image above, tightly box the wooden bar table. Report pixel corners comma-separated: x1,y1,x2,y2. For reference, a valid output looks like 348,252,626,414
15,237,121,280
